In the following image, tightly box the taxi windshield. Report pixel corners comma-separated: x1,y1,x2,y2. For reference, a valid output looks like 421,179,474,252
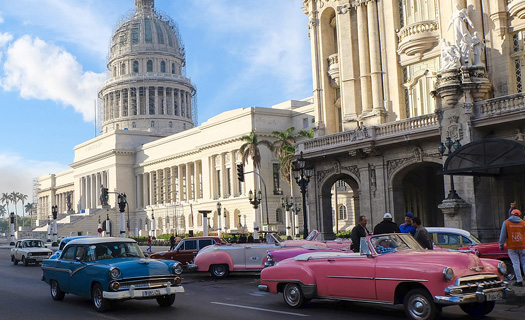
370,234,423,255
85,242,144,261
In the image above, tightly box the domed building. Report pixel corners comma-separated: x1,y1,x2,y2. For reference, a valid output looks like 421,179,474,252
34,0,315,240
99,0,195,135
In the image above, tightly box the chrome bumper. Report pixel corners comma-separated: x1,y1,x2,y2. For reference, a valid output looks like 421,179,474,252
187,263,198,271
258,285,268,292
434,287,511,305
103,283,184,300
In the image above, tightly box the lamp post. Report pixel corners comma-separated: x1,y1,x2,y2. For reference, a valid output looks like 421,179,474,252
9,212,15,246
199,210,211,236
118,193,127,238
293,151,313,238
281,196,294,237
51,205,58,247
47,216,51,242
248,190,262,209
106,213,111,237
438,137,461,199
151,211,155,239
217,202,222,237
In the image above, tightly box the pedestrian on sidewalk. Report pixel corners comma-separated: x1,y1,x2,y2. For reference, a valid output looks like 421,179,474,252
499,209,525,287
373,213,400,235
169,234,176,251
412,217,433,250
147,236,152,253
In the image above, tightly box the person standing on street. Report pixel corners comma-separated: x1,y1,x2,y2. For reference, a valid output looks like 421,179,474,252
412,217,433,250
373,213,400,235
147,236,152,253
399,212,416,236
499,209,525,287
169,234,176,251
351,215,370,252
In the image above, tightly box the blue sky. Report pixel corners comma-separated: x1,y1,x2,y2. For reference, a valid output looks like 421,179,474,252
0,0,313,205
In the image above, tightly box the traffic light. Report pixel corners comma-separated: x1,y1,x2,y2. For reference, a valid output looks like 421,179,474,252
101,187,109,206
236,163,244,182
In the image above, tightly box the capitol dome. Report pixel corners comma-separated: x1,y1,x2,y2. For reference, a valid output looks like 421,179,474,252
99,0,196,136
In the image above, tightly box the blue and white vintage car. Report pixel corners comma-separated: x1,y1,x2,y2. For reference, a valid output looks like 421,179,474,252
41,237,184,312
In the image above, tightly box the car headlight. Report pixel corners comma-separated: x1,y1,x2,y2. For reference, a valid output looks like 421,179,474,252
497,261,507,275
443,267,454,281
28,253,32,257
173,263,183,275
109,267,121,279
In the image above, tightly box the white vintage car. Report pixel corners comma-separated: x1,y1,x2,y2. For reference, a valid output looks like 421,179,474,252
11,239,53,266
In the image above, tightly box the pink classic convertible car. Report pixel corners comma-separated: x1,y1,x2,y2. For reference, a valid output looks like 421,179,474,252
259,233,510,320
188,230,351,278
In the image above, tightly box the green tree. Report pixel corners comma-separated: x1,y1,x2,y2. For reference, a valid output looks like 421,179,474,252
18,193,28,227
0,204,6,219
25,202,35,228
10,192,19,230
239,130,272,171
1,193,10,216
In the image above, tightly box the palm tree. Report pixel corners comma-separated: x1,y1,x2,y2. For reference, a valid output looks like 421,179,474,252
0,204,6,219
272,128,314,184
272,127,296,160
18,193,28,228
1,193,10,215
11,191,19,230
239,130,272,170
25,202,35,228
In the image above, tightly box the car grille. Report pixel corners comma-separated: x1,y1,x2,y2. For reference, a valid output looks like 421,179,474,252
117,276,179,291
31,252,51,256
446,274,504,295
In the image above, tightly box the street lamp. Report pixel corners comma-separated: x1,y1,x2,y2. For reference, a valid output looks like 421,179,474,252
217,202,222,237
51,205,58,247
248,190,262,209
151,211,155,239
293,151,313,237
438,137,461,199
118,193,127,238
281,196,294,237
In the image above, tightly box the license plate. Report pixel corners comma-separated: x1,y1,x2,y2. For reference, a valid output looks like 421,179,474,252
486,291,503,301
142,289,162,297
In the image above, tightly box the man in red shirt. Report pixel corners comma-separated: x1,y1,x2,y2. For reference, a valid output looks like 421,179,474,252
499,209,525,286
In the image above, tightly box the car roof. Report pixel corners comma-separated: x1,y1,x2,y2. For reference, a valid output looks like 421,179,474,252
19,239,44,242
67,237,137,245
426,227,472,237
61,236,94,242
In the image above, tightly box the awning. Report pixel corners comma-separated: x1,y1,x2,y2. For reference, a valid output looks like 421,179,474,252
443,138,525,176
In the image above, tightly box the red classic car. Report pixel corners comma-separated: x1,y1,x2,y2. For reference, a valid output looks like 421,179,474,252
259,233,510,320
459,242,513,279
150,236,226,266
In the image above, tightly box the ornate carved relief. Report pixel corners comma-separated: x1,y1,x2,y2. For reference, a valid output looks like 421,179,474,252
387,152,441,179
446,116,463,141
516,128,525,141
337,4,350,14
317,164,360,185
368,164,376,197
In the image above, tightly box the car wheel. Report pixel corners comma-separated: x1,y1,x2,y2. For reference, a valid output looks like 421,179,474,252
283,283,305,308
22,256,28,266
91,283,110,312
460,301,495,318
11,256,18,265
210,264,229,278
156,294,176,307
404,288,437,320
50,280,65,301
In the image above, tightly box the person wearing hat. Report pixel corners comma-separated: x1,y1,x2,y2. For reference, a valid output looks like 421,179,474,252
373,213,401,235
399,212,416,236
499,208,525,287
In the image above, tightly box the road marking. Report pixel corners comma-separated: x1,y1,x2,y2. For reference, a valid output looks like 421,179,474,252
211,302,310,317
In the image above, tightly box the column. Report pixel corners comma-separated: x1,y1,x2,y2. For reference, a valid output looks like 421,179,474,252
177,89,181,116
154,86,159,115
136,174,142,208
171,166,177,203
356,2,373,114
367,0,384,113
120,89,124,117
186,92,191,118
150,171,155,205
178,165,184,202
195,161,202,199
127,87,132,116
220,153,226,198
186,163,192,201
143,173,149,207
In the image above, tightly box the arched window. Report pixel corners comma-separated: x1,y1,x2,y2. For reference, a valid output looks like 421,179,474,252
338,205,347,220
147,60,153,72
169,121,173,128
160,61,166,73
133,60,139,73
276,208,283,223
121,63,126,75
172,63,176,74
151,121,155,128
132,122,136,128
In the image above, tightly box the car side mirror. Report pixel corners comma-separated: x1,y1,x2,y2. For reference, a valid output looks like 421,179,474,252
75,256,83,262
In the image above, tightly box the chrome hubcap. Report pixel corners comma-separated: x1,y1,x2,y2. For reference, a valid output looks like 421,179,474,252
409,295,429,319
286,286,299,304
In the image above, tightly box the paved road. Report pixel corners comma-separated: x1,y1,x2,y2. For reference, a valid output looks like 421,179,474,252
1,246,524,320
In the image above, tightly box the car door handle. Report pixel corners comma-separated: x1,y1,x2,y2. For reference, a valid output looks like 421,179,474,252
192,251,198,254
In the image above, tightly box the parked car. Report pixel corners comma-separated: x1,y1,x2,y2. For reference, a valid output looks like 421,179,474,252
11,239,53,266
41,237,185,312
458,242,515,279
259,233,510,320
50,236,95,259
265,244,347,267
426,227,481,250
188,230,351,278
150,236,226,266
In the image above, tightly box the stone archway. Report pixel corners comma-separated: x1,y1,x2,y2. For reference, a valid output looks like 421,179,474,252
391,162,444,226
318,173,360,240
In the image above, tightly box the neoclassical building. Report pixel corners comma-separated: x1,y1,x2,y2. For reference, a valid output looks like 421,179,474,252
35,0,316,238
297,0,525,241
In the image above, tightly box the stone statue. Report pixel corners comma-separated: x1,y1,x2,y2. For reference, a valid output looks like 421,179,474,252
66,192,72,211
460,33,473,67
440,39,461,71
448,5,474,48
471,32,485,67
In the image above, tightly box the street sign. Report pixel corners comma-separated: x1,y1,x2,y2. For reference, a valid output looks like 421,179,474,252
98,228,103,234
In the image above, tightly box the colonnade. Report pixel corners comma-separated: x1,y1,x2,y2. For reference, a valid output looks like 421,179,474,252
79,171,109,211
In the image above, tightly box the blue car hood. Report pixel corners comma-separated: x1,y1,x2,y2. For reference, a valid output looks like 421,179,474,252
96,258,173,278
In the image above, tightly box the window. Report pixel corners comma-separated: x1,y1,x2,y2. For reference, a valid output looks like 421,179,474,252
144,18,152,43
155,22,164,44
169,121,173,128
402,59,439,117
172,63,176,74
151,121,155,128
303,118,309,129
132,122,136,128
338,205,347,220
147,60,153,72
149,87,155,115
121,63,126,75
62,246,76,261
276,208,283,223
199,239,214,249
132,23,140,44
161,61,166,73
133,60,139,73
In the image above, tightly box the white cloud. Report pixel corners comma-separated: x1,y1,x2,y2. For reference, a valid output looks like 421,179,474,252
0,36,106,121
0,12,4,24
0,152,68,208
0,32,12,47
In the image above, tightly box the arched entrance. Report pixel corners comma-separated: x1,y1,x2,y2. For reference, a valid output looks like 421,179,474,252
391,162,445,226
319,173,360,240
